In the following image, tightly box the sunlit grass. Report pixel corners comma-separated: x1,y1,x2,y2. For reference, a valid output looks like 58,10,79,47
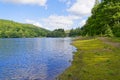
58,38,120,80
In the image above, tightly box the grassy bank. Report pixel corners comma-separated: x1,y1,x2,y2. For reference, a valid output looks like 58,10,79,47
58,37,120,80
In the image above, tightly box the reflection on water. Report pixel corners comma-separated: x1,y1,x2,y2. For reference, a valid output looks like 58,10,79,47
0,38,76,80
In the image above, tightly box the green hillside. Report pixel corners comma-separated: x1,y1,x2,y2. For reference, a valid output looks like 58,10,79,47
0,19,50,38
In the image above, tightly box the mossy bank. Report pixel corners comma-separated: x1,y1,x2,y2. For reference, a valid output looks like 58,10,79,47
58,37,120,80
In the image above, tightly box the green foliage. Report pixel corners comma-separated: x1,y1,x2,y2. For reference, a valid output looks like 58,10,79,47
0,19,50,38
69,27,82,37
82,0,120,37
112,23,120,37
47,29,66,37
105,24,114,37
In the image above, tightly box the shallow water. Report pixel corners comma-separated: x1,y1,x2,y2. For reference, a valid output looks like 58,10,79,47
0,38,75,80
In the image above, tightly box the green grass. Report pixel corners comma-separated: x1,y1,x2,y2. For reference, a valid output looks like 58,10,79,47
58,38,120,80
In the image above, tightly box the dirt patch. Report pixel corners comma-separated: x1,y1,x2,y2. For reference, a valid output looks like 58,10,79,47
99,37,120,48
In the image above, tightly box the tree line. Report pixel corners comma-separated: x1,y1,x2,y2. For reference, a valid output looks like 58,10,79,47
0,19,68,38
0,19,50,38
47,29,66,37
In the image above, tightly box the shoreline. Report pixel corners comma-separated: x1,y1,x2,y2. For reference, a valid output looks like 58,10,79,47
57,37,120,80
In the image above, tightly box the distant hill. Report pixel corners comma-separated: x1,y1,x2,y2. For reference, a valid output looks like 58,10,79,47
0,19,50,38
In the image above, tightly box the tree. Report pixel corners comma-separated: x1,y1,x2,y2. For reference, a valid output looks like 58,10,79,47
69,28,82,37
82,0,120,37
47,29,66,37
112,23,120,37
105,25,114,37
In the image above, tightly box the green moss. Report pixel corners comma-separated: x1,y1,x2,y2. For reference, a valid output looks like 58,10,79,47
58,38,120,80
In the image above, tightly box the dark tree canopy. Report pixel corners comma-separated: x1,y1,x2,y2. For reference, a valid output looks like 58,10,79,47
69,28,82,37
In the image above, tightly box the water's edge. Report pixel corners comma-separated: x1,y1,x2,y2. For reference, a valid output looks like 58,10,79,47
56,38,77,80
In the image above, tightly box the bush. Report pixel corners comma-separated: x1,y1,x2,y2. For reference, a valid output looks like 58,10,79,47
113,23,120,37
105,25,114,37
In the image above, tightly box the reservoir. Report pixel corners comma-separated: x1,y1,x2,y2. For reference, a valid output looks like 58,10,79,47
0,38,75,80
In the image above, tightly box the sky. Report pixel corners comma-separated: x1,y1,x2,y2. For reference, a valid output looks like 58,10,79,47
0,0,95,30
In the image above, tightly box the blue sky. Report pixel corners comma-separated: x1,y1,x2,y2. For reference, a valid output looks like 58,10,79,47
0,0,95,30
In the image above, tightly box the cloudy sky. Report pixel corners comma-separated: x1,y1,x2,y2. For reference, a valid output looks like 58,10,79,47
0,0,95,30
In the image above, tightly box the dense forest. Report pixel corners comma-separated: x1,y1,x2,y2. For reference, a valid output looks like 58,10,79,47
47,29,66,37
81,0,120,37
69,0,120,37
0,19,50,38
69,27,81,37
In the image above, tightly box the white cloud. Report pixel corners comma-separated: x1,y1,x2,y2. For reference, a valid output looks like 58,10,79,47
42,15,81,30
25,19,43,27
67,0,95,16
24,15,81,30
1,0,47,6
57,0,95,29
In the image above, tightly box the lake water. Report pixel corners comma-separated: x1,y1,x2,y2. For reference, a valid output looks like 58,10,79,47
0,38,76,80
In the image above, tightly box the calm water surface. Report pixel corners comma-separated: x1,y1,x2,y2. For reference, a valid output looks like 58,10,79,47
0,38,76,80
